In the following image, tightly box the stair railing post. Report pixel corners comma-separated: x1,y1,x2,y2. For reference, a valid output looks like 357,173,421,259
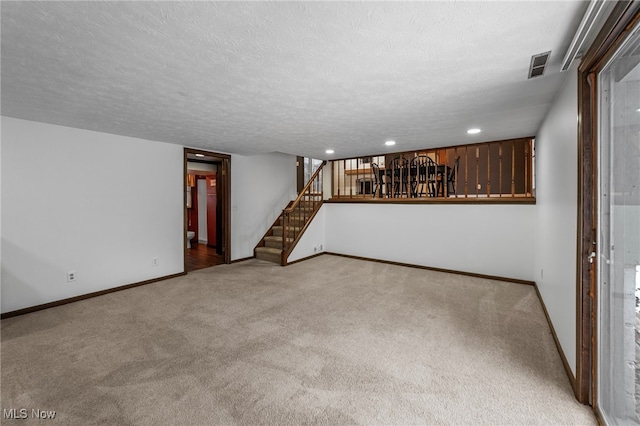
282,209,287,251
319,168,322,196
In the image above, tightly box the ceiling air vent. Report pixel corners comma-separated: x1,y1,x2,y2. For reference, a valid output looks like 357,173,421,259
528,51,551,79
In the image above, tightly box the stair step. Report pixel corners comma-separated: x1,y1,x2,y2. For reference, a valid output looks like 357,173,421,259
277,217,307,226
255,247,282,264
272,226,300,237
264,235,292,249
284,210,314,217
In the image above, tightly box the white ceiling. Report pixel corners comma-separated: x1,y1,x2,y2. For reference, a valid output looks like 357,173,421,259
1,1,588,160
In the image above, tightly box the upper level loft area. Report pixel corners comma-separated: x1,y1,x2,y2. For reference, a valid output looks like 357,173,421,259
329,137,535,203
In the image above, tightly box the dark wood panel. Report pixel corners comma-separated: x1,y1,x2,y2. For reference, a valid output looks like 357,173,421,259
187,175,199,242
297,156,305,193
216,171,223,252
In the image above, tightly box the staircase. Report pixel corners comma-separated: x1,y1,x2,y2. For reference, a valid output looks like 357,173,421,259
254,200,315,264
254,162,326,265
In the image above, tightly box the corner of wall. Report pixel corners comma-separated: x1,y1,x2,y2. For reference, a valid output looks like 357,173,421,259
533,64,579,375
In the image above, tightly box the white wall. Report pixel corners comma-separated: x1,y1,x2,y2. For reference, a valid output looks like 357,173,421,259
288,205,326,262
1,122,3,300
230,152,296,260
534,65,579,375
323,165,332,200
325,203,535,282
1,117,184,313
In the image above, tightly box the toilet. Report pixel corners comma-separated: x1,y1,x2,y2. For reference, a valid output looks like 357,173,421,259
187,231,195,248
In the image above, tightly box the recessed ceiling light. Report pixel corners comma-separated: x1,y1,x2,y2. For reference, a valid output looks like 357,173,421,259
325,149,335,154
636,108,640,112
467,128,481,134
385,140,396,146
195,153,205,157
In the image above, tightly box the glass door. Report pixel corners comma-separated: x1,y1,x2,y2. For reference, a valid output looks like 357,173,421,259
597,19,640,425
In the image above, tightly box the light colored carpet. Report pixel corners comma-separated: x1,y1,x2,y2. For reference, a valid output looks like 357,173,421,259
1,255,595,425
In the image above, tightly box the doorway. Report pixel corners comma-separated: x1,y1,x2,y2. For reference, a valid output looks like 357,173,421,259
184,148,231,271
577,3,640,422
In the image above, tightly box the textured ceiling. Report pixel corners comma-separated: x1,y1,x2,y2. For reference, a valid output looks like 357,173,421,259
1,1,588,159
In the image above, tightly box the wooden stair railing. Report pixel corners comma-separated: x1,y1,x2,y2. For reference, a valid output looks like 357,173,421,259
254,161,326,265
281,161,326,265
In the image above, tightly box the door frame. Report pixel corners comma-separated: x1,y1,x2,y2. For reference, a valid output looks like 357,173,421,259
184,148,231,267
297,156,305,193
205,174,218,249
576,1,640,408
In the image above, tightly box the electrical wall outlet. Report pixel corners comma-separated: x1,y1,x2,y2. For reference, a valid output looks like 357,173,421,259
152,257,159,267
67,271,76,282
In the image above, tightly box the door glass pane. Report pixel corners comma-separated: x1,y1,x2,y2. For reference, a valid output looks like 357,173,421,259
304,158,323,192
598,20,640,426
